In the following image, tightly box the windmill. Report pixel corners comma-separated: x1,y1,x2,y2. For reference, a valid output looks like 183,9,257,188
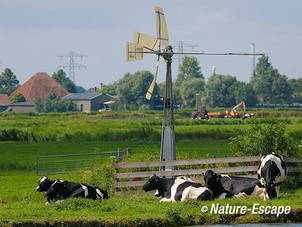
126,6,264,170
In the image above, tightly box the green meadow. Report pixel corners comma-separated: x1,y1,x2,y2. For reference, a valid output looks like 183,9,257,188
0,111,302,226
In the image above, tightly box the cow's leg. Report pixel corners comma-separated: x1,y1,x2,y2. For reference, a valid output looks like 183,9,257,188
234,192,247,198
70,188,85,198
55,200,64,203
276,185,280,198
160,197,172,202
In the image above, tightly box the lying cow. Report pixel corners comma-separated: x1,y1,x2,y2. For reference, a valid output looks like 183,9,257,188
36,176,108,204
143,174,212,202
257,153,287,199
204,170,266,199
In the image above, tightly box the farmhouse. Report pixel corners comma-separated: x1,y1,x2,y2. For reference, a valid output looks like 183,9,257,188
10,72,68,102
0,94,10,111
5,101,36,112
62,92,113,112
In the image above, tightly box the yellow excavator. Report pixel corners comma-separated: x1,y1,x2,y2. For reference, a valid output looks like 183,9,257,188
224,101,246,118
192,101,253,119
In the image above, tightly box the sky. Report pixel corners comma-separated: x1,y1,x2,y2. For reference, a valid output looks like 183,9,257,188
0,0,302,89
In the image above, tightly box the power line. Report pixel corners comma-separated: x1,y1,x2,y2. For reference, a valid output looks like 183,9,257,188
172,41,199,68
57,51,87,83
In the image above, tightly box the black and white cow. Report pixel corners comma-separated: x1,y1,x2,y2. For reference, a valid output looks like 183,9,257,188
257,153,287,199
204,170,266,199
143,174,212,202
36,176,108,204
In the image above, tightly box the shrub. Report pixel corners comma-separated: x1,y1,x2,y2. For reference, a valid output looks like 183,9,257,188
81,162,115,195
229,118,299,157
10,93,25,104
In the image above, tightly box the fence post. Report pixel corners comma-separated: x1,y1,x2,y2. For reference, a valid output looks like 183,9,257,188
117,148,121,161
36,156,39,175
114,163,120,193
213,155,216,168
126,148,130,158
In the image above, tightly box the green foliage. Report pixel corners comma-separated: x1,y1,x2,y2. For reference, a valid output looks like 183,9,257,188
97,84,117,96
180,78,205,108
34,93,76,113
288,78,302,103
52,69,76,93
229,118,299,157
231,82,258,107
0,68,19,95
82,162,115,195
251,56,292,104
176,56,203,84
115,71,160,110
10,93,26,104
203,74,237,107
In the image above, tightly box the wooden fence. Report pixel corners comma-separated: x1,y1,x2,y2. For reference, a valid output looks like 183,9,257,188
114,156,302,192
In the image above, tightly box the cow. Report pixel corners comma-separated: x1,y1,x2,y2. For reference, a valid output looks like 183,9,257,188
142,174,212,202
257,153,287,199
36,176,108,204
204,170,266,199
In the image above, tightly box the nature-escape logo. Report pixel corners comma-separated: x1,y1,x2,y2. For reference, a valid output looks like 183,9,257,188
200,203,291,217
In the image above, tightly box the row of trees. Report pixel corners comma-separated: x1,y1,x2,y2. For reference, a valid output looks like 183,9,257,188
99,55,300,110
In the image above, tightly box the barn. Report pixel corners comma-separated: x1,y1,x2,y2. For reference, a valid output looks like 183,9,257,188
62,93,113,112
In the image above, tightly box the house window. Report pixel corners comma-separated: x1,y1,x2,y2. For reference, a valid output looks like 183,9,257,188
80,104,83,112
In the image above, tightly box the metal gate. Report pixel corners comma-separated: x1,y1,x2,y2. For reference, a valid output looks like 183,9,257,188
36,149,129,175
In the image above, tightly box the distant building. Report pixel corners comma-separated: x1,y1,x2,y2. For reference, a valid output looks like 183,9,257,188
0,94,10,112
62,93,114,112
87,87,98,93
9,72,68,102
5,101,36,112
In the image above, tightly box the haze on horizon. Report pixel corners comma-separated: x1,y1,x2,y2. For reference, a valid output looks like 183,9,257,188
0,0,301,89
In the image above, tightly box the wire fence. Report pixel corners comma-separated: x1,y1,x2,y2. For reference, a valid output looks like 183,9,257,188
36,148,130,176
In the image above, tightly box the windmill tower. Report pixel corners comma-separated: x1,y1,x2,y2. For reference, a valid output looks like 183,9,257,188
126,6,264,171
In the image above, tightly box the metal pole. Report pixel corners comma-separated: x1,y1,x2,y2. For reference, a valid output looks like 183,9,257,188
160,46,176,171
251,43,256,77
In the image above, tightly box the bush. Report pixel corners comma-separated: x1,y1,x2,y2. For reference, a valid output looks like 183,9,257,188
81,162,115,196
229,118,299,157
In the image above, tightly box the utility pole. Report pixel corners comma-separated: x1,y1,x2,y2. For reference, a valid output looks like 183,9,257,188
57,51,87,83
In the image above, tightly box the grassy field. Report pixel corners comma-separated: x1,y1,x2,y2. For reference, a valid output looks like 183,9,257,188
1,111,302,226
1,171,302,226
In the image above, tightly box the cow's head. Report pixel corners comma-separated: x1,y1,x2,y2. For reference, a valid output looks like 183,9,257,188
204,170,219,191
36,176,52,192
265,183,277,199
143,174,160,192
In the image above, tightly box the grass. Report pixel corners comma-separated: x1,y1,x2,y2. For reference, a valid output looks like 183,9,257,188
1,171,302,226
0,140,229,171
1,112,302,226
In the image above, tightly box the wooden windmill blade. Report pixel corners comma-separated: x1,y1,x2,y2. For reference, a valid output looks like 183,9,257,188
126,42,144,62
155,6,169,46
134,32,159,52
146,57,160,100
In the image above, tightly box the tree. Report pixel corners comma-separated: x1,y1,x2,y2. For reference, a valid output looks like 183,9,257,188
0,68,19,95
203,74,237,107
115,71,160,110
97,84,117,96
52,69,76,93
231,82,258,107
176,57,203,84
180,78,205,108
250,56,292,104
34,94,76,113
229,119,298,157
288,78,302,103
10,93,26,104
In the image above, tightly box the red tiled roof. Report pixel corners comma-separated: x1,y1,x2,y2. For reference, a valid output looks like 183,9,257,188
0,94,10,106
9,72,69,102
